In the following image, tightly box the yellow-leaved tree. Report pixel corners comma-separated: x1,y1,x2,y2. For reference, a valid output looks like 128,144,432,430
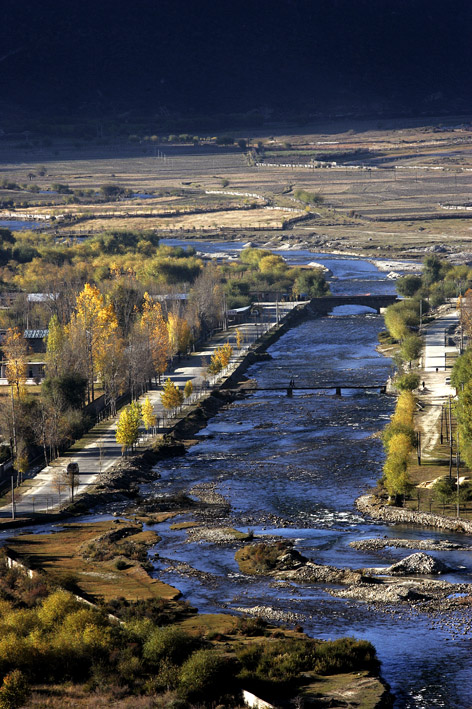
45,314,65,378
116,401,142,454
184,380,193,399
67,284,119,403
160,378,184,410
141,293,170,383
167,312,192,358
208,342,233,374
142,397,157,431
3,328,28,398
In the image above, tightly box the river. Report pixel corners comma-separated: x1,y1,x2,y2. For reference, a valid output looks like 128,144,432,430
146,240,472,708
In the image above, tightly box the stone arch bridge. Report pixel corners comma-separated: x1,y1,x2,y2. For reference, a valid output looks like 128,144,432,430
306,293,398,316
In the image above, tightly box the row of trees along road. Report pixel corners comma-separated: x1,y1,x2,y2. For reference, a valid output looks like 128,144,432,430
382,255,472,506
0,229,329,479
0,283,199,477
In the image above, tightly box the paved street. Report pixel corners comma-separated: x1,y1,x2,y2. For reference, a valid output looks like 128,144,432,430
423,307,460,372
417,304,460,455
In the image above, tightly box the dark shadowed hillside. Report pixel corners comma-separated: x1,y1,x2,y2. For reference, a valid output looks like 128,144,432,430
0,0,471,123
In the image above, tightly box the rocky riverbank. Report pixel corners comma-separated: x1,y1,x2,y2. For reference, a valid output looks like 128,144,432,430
351,537,472,552
356,493,472,533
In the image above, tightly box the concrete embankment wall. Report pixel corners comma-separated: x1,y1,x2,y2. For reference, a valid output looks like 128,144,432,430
222,303,309,390
166,304,310,442
357,494,472,534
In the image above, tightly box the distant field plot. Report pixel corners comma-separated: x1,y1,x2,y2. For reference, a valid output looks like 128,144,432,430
61,206,298,233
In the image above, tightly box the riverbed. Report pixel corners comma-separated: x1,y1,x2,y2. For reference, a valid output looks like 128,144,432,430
147,242,472,708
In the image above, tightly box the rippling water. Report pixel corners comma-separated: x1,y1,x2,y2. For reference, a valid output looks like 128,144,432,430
149,244,472,708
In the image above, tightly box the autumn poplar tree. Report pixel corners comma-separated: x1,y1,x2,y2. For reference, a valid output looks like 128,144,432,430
116,402,142,454
161,378,183,410
3,328,28,398
167,312,192,358
142,397,157,431
45,314,65,377
67,284,118,402
208,342,233,374
141,293,170,382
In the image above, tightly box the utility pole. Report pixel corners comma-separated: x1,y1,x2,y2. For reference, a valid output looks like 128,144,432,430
456,427,461,518
449,397,453,479
11,476,15,519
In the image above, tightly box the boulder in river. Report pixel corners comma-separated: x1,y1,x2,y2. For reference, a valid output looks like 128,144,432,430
387,552,451,576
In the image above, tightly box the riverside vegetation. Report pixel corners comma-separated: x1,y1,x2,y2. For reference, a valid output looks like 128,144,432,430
379,254,472,512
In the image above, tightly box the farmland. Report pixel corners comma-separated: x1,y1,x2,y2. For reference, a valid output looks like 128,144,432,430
1,114,472,257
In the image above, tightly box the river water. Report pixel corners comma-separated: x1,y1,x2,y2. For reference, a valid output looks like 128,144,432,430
148,241,472,708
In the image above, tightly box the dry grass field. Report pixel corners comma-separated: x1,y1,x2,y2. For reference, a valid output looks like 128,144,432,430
2,115,472,256
5,519,180,602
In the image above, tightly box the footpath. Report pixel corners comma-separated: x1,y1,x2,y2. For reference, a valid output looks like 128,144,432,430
416,303,459,455
0,301,300,519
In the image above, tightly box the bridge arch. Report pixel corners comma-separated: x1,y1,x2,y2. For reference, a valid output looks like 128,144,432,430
306,294,397,317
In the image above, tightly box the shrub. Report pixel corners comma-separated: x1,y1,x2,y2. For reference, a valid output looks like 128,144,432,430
177,649,234,702
314,637,379,675
237,639,316,688
235,616,268,637
293,188,324,206
0,670,30,709
143,625,196,668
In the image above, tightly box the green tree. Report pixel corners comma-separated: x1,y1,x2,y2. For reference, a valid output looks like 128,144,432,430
396,275,423,297
451,349,472,391
422,254,444,286
433,477,455,511
401,334,422,366
42,373,87,411
293,269,329,298
394,372,420,391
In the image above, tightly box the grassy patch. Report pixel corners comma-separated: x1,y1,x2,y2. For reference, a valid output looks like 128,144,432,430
235,541,291,574
170,521,202,530
5,520,179,602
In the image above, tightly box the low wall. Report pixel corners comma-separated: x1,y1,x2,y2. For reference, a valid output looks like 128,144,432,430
242,689,276,709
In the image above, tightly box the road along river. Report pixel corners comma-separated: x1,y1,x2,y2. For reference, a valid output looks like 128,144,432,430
143,243,472,709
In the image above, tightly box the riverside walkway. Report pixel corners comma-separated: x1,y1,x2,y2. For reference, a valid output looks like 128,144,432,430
416,303,460,456
0,301,300,518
